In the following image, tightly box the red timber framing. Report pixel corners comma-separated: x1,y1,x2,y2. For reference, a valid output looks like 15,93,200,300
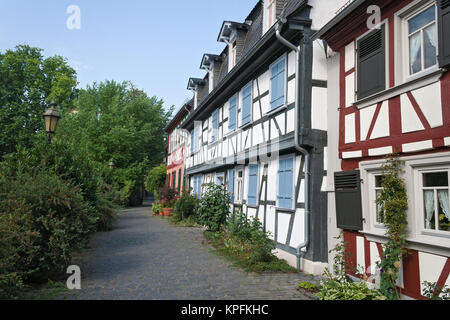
332,0,450,171
343,230,449,299
321,0,450,300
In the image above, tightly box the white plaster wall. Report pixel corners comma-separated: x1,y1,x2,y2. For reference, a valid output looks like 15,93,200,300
326,51,343,268
312,86,328,131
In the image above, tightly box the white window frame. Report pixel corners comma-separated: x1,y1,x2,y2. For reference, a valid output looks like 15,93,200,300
360,152,450,256
235,166,244,204
367,171,388,231
240,81,253,127
268,54,288,114
276,154,296,211
414,166,450,239
402,1,438,80
267,0,277,31
215,172,225,186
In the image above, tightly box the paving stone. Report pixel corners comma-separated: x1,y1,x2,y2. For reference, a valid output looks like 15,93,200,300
61,201,317,300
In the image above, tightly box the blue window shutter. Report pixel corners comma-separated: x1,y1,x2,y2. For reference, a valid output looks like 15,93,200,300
229,97,237,131
228,169,235,202
190,130,194,154
194,126,199,151
270,58,285,110
278,158,294,209
212,110,218,142
247,165,259,206
242,85,252,125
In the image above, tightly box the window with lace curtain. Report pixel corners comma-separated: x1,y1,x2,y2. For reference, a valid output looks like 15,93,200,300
406,2,438,75
420,170,450,233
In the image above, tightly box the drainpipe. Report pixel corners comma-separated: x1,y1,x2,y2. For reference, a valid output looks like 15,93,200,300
275,20,311,272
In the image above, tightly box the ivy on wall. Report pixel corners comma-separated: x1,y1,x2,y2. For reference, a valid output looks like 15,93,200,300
376,156,409,300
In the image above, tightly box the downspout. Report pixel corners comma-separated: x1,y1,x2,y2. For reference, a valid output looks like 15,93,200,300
275,20,311,272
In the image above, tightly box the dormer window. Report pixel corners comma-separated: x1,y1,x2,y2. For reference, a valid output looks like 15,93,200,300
200,54,223,93
267,0,277,30
231,41,237,69
187,78,205,110
217,21,249,72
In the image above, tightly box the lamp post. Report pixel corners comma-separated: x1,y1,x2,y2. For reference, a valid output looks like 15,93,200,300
43,101,61,144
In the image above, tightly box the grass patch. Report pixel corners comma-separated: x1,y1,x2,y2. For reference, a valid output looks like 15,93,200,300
297,281,320,293
21,279,74,300
168,215,201,228
203,230,297,273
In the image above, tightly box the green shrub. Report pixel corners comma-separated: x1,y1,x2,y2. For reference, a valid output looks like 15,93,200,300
120,180,135,206
145,165,167,197
95,180,120,231
0,170,96,285
422,281,450,300
315,233,386,300
197,183,231,232
174,193,199,220
315,270,386,300
152,200,163,214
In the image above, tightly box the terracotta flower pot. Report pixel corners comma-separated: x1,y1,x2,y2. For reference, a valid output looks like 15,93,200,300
162,208,173,217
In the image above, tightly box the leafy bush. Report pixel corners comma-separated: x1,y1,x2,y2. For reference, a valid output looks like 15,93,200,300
422,281,450,300
197,183,231,232
315,233,385,300
315,269,386,300
120,180,136,206
0,170,96,286
95,180,120,231
145,165,167,197
152,200,163,214
158,185,178,202
174,193,199,220
297,281,319,293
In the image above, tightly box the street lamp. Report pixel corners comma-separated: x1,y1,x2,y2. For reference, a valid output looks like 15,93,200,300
43,101,61,144
109,161,115,170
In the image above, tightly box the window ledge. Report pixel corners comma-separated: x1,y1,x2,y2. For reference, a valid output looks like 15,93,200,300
240,121,252,130
264,104,287,117
362,230,450,256
355,68,445,109
276,207,295,213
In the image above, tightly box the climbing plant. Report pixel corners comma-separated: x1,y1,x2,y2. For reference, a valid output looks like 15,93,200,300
376,156,409,300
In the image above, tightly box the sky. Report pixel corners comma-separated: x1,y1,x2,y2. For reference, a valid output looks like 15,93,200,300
0,0,257,111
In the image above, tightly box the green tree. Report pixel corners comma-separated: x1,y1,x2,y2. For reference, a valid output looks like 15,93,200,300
57,80,173,205
0,45,78,156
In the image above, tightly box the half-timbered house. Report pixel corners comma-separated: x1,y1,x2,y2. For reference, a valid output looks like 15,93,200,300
316,0,450,298
165,100,193,194
180,0,348,274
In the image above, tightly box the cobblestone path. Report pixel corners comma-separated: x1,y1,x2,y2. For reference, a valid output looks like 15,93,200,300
65,201,318,300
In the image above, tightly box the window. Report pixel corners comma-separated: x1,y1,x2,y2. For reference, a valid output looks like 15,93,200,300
228,95,237,131
267,0,277,30
406,4,438,75
421,171,449,232
191,126,199,153
193,175,203,198
215,173,225,186
228,169,235,202
270,56,286,110
374,175,384,224
236,169,244,203
190,130,195,154
357,24,386,99
172,171,176,189
212,110,218,142
277,157,294,209
247,164,259,206
231,41,237,69
241,83,252,126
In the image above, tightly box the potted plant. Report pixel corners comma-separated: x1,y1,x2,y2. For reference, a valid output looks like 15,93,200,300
158,185,178,217
152,200,163,216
